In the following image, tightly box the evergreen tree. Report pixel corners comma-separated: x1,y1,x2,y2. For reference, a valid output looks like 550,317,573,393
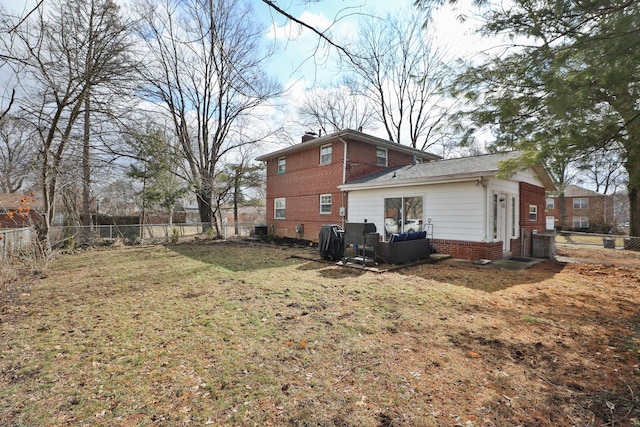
419,0,640,235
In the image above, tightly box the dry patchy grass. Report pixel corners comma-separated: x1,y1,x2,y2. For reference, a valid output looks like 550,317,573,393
1,241,640,426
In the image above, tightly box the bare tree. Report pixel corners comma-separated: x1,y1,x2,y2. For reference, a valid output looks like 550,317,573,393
297,85,375,135
135,0,281,234
0,115,35,193
97,178,140,217
344,10,450,150
578,147,627,195
3,0,134,239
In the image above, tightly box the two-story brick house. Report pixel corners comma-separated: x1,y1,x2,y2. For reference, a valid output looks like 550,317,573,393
257,130,556,260
255,129,440,240
545,184,615,232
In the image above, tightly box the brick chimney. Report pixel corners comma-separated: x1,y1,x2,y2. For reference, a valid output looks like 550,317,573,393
301,131,318,143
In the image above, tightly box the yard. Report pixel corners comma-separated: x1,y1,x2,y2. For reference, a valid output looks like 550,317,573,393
1,240,639,426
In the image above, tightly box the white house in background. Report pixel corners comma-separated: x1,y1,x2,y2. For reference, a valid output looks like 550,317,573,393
339,151,556,260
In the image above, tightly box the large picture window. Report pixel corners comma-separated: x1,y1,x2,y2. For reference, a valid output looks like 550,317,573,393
320,144,332,165
274,198,286,219
384,196,423,240
320,194,332,214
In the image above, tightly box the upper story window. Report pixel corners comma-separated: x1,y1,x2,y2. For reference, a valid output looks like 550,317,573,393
546,198,554,210
274,197,286,219
573,198,588,209
376,147,388,166
529,205,538,221
320,144,332,165
277,157,286,174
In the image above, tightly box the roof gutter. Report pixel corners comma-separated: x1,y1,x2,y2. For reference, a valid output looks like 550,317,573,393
339,175,486,191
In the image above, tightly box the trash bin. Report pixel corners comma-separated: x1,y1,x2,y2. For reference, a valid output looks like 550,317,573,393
603,237,615,249
319,225,345,261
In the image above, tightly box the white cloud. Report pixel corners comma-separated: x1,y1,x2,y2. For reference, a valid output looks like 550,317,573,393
266,11,334,42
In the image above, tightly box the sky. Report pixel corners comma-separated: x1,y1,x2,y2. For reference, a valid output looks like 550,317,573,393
0,0,494,150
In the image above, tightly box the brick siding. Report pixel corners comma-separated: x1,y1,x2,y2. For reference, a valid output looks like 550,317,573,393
264,136,417,240
431,239,504,261
546,193,614,230
520,182,546,235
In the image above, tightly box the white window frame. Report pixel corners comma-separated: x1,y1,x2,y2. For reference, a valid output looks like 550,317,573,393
319,194,332,214
277,157,286,174
573,198,588,209
274,197,286,219
529,205,538,221
572,216,589,228
376,147,388,166
320,144,332,165
546,198,554,210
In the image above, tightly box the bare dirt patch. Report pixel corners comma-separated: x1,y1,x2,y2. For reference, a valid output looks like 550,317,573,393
1,241,639,426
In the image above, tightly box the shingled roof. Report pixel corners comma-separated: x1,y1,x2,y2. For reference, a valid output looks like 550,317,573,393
340,151,556,191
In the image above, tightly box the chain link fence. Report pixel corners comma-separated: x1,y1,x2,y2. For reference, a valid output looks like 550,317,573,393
0,227,35,260
555,231,640,250
47,222,263,247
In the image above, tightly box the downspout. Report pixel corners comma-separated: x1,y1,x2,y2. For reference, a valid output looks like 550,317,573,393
339,137,348,229
476,176,487,241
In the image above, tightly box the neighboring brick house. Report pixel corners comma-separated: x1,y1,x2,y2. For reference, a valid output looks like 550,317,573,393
258,130,556,261
255,129,440,240
0,193,42,228
545,184,615,231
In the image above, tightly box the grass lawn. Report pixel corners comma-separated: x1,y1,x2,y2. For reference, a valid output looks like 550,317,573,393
1,240,640,426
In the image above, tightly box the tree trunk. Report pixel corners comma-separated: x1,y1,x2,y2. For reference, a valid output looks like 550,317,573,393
629,187,639,237
197,189,212,232
627,152,640,238
82,96,92,230
558,192,568,230
233,170,240,235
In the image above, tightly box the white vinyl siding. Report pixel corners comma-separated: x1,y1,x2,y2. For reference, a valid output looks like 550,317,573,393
347,181,486,242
